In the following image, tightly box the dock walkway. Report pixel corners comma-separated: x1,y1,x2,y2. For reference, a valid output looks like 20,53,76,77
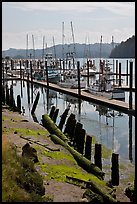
4,74,135,116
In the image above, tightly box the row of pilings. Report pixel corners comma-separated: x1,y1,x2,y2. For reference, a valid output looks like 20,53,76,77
43,105,119,186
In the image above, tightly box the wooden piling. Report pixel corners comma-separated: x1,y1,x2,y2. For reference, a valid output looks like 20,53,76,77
129,61,133,110
64,113,76,134
30,60,33,82
84,135,92,161
6,84,9,105
126,60,128,86
49,105,56,119
73,122,83,147
77,61,81,97
118,62,121,86
76,128,86,155
2,85,5,104
9,85,14,107
17,95,21,113
20,60,22,79
94,143,102,170
58,107,70,131
31,91,40,115
116,60,118,84
111,153,119,186
45,60,49,87
87,60,90,87
52,108,59,123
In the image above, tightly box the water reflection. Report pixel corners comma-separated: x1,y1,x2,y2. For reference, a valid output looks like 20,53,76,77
7,80,135,163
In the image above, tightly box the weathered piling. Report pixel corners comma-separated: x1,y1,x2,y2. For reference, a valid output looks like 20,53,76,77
64,113,76,135
94,143,102,170
9,85,14,107
77,61,81,97
73,122,83,147
45,61,49,87
116,60,118,84
49,105,56,119
76,128,86,155
87,60,90,86
58,107,70,131
129,61,133,110
17,94,21,113
6,84,9,105
42,114,69,142
31,91,40,115
52,108,59,123
126,60,129,86
111,153,119,186
84,135,92,161
2,85,5,104
50,134,105,180
118,62,121,86
20,60,22,78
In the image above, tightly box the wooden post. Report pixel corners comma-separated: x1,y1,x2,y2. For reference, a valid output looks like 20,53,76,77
94,143,102,170
6,84,9,105
2,85,5,104
111,153,119,186
73,122,83,148
52,108,59,123
58,107,70,131
64,113,76,134
129,115,132,162
9,85,14,107
77,61,81,97
49,105,56,119
116,60,118,84
129,61,133,110
31,91,40,115
84,135,92,161
20,60,22,78
126,60,128,86
17,95,21,113
87,60,90,87
30,60,33,82
77,128,86,155
118,62,121,86
45,60,49,87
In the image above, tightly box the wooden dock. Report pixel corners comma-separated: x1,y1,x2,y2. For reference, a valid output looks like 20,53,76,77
3,74,135,116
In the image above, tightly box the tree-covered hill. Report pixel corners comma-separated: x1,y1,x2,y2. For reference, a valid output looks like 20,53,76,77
109,35,135,58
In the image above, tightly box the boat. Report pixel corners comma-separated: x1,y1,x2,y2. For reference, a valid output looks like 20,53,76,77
87,74,125,100
81,60,96,76
58,70,86,89
33,53,61,83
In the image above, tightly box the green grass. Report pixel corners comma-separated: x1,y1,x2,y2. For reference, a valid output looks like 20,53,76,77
2,135,53,202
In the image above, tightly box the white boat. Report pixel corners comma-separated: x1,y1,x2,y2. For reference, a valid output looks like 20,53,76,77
87,75,125,100
58,70,86,89
81,60,96,76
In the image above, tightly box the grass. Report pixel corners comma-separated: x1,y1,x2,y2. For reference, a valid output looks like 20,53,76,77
2,134,53,202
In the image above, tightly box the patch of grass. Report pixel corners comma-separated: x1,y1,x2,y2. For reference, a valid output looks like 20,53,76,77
43,149,77,163
2,134,53,202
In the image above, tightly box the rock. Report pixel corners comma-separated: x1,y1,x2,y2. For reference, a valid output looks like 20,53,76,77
22,143,39,163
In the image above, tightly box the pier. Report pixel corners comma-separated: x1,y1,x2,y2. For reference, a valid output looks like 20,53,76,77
4,73,135,116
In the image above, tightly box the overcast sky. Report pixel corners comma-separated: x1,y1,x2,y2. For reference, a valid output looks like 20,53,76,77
2,2,135,51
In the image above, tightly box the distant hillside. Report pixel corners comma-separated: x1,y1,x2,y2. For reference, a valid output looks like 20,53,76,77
2,43,118,59
109,35,135,58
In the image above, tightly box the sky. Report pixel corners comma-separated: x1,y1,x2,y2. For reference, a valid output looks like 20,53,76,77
2,2,135,51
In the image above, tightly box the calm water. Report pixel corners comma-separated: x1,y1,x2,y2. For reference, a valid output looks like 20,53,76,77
6,58,135,164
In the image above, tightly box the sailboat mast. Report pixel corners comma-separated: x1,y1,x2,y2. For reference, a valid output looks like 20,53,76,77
42,36,45,60
26,34,28,59
70,21,76,68
112,36,115,85
53,36,57,63
32,34,35,60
